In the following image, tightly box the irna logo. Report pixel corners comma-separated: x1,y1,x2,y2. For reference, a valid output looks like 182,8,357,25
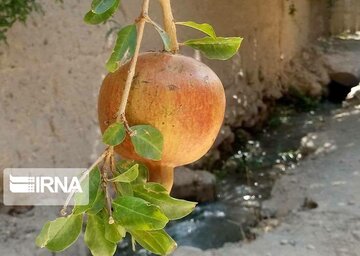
3,168,88,206
9,175,83,193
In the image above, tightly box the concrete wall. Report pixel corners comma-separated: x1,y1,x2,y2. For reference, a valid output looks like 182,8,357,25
0,0,330,185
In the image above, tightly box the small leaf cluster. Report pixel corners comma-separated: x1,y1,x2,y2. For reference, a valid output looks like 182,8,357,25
0,0,63,43
84,1,243,73
102,122,163,161
84,0,135,73
36,163,197,255
36,121,196,255
84,0,121,25
177,21,243,60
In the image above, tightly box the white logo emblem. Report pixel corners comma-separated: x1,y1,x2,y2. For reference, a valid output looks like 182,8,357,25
9,175,83,193
9,175,35,193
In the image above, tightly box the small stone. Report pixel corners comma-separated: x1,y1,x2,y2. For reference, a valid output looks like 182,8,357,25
344,84,360,107
173,246,204,256
347,201,355,206
302,198,318,210
307,244,315,250
172,167,216,203
290,177,298,183
280,239,288,245
289,240,297,246
299,134,317,156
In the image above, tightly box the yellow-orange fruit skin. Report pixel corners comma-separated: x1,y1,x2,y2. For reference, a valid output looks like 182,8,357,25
98,52,225,190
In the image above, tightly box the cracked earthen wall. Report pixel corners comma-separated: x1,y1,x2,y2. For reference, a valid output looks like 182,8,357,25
330,0,360,34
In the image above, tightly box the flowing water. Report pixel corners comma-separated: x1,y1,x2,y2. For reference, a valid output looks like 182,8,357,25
116,102,339,255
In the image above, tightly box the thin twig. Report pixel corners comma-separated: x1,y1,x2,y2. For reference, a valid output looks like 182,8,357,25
60,149,109,216
120,113,135,136
102,150,115,224
109,153,120,193
116,0,150,122
158,0,179,53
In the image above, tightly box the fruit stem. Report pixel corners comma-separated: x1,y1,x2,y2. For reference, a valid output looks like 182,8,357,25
148,164,174,192
116,0,150,122
158,0,179,53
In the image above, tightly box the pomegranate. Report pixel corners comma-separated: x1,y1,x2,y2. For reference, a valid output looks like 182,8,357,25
98,52,225,190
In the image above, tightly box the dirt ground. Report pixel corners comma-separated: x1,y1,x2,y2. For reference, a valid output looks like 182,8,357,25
175,105,360,256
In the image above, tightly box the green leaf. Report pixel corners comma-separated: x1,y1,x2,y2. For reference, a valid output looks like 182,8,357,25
106,24,137,72
112,196,168,230
113,160,149,198
84,0,120,25
115,182,133,196
91,0,118,14
73,167,103,215
110,164,139,183
184,37,243,60
134,183,197,220
36,215,83,252
114,161,136,196
102,122,126,146
35,222,51,248
176,21,217,38
72,169,97,208
130,229,177,255
131,125,164,161
133,164,148,184
87,188,106,215
155,27,171,52
104,219,126,243
116,160,148,184
150,21,171,51
85,214,117,256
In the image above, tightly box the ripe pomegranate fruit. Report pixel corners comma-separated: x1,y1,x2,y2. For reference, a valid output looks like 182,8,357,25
98,52,225,191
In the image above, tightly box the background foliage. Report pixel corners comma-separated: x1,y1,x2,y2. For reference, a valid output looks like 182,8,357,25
0,0,63,42
0,0,43,42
